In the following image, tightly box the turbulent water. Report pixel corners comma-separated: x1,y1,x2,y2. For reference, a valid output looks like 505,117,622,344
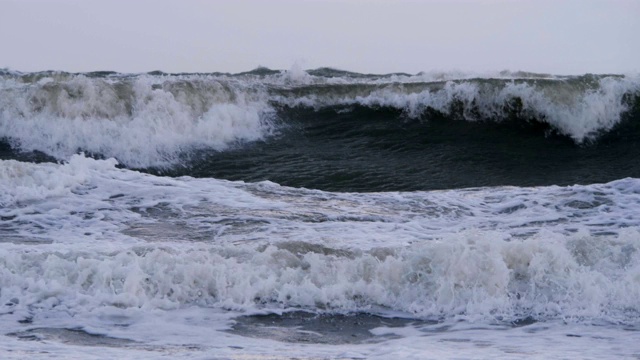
1,68,640,359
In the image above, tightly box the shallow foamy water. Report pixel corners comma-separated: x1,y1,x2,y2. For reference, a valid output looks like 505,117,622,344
1,155,639,358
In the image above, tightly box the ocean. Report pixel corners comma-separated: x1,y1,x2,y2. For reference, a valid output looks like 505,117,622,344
1,68,639,359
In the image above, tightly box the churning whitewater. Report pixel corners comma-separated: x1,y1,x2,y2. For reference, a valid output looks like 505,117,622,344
1,68,640,359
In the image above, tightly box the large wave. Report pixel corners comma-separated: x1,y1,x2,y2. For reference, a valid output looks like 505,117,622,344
1,69,639,169
274,74,640,142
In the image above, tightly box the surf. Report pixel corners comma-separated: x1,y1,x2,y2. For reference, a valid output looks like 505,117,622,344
1,69,639,168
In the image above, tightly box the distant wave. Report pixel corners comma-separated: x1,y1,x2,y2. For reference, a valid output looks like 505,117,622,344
1,68,639,168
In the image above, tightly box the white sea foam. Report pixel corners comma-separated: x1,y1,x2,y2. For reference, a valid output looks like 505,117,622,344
0,75,276,168
2,154,639,244
1,156,640,358
1,156,639,321
1,229,639,321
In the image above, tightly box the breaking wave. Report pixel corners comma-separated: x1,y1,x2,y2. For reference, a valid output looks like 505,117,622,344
1,69,639,169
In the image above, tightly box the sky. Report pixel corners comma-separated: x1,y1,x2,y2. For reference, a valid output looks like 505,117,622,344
1,0,639,75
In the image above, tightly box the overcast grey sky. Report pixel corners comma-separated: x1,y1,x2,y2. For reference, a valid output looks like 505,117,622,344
1,0,638,74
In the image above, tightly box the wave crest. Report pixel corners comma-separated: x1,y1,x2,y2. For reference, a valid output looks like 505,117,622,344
273,75,640,142
0,74,276,167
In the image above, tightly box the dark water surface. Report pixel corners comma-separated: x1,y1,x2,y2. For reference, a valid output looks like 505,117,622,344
148,107,640,192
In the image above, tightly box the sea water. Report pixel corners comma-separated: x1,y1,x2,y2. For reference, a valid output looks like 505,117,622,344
1,68,639,359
